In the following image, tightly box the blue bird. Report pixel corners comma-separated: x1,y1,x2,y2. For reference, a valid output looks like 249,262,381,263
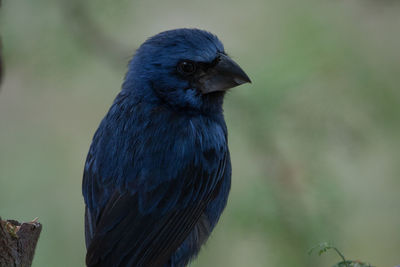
82,28,251,267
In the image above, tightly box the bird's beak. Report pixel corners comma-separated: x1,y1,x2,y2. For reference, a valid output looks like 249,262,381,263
198,53,251,94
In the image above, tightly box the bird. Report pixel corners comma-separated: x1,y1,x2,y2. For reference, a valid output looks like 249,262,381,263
82,28,251,267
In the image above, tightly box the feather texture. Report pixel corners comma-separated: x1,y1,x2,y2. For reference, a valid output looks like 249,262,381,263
82,28,248,267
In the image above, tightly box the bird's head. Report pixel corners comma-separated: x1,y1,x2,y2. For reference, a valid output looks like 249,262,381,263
124,28,251,113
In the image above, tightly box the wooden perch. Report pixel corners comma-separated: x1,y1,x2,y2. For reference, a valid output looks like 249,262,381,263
0,217,42,267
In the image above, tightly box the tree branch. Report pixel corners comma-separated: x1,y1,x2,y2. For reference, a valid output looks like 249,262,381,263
0,217,42,267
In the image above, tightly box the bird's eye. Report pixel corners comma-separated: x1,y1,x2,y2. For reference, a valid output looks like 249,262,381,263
177,61,196,75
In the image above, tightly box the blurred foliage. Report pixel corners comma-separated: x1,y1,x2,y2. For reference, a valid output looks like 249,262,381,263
1,0,400,266
309,242,375,267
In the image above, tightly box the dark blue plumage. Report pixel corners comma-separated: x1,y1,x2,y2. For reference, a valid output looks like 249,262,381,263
82,28,250,267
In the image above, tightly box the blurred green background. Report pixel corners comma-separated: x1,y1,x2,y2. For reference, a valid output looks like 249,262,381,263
1,0,399,266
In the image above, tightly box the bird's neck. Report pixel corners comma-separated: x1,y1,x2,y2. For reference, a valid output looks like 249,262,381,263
121,81,226,118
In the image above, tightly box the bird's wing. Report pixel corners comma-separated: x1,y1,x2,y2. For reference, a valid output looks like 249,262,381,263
85,153,227,267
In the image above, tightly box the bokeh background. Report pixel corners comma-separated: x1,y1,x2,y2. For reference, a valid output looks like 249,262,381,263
1,0,399,266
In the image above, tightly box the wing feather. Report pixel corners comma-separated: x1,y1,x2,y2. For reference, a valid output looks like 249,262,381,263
85,154,227,267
